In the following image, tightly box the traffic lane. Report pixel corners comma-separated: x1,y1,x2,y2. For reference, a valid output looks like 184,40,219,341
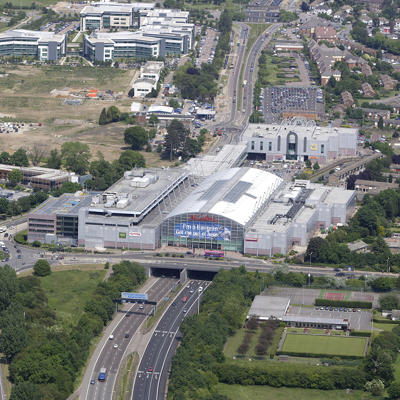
87,278,177,400
134,281,207,400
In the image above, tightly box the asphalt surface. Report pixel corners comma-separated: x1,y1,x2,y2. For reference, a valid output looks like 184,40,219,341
132,279,210,400
84,277,178,400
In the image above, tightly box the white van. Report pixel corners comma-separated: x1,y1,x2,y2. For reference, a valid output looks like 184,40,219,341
199,287,203,292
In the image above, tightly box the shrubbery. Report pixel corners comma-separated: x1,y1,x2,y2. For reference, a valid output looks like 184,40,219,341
315,299,372,309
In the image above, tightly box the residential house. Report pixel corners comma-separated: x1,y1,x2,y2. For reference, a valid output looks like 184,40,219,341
385,99,400,113
299,17,338,37
381,74,396,89
359,9,369,15
395,18,400,29
347,240,368,252
361,82,374,97
314,26,337,44
360,16,373,25
333,103,347,116
314,4,332,15
378,17,389,25
361,63,373,77
342,5,353,13
392,310,400,320
359,107,390,120
341,91,354,107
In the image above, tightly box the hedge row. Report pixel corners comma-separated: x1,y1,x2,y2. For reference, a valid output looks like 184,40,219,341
276,351,363,360
212,363,366,390
372,318,400,324
350,331,372,337
269,327,285,359
315,299,372,309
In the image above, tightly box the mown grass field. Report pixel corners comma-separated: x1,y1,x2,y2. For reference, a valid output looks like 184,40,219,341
215,383,375,400
224,328,262,358
40,269,107,324
282,334,366,357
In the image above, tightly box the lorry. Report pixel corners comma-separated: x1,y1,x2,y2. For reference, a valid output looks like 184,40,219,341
265,32,269,37
243,80,247,87
98,368,107,382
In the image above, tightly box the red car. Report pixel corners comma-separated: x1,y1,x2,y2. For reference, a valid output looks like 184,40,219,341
148,367,153,372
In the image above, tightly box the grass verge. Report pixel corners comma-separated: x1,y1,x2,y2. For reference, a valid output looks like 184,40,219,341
215,383,374,400
282,334,366,357
40,269,107,326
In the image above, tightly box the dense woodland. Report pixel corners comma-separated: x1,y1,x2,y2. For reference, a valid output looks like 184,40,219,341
0,261,146,400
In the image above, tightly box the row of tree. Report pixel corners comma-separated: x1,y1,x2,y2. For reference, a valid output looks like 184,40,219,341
168,267,263,399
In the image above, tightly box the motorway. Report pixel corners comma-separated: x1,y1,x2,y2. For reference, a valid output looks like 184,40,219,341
132,280,210,400
83,277,178,400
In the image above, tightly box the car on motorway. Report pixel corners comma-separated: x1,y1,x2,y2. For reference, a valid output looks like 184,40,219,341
148,367,153,372
183,308,187,313
333,268,340,272
17,249,21,253
14,245,19,249
139,305,144,309
182,296,187,302
2,258,8,262
199,287,203,292
90,379,95,385
190,289,194,293
70,257,77,261
126,311,131,316
109,334,114,340
113,344,119,349
125,333,130,338
18,255,21,259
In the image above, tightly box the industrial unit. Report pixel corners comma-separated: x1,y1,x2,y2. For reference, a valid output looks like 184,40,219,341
0,29,67,61
28,165,355,255
242,119,358,163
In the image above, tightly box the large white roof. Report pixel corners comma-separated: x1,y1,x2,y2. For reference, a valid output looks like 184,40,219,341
167,168,283,227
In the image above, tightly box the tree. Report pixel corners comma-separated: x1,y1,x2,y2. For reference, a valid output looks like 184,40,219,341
388,381,400,399
378,116,384,129
157,143,162,153
305,237,326,263
149,114,159,126
0,151,10,164
10,382,41,400
379,293,400,310
10,148,29,167
124,126,149,150
45,149,62,169
32,240,41,248
0,265,19,312
169,98,180,109
163,119,191,161
0,198,9,215
313,162,320,171
128,88,135,97
106,105,121,123
29,143,47,166
301,1,309,11
61,142,91,175
33,259,51,277
371,277,393,291
8,169,23,185
118,150,146,170
99,108,107,125
305,159,312,168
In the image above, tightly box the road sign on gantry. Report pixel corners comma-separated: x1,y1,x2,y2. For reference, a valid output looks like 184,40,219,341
121,293,149,301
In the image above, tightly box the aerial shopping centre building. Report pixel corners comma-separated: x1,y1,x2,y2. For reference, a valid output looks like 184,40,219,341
28,153,355,255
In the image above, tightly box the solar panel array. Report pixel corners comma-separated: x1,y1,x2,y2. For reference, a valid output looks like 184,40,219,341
199,180,227,201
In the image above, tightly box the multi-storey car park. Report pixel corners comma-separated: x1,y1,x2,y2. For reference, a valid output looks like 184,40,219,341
28,145,355,255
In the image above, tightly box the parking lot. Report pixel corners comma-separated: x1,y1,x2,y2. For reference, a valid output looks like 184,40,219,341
262,86,323,123
290,306,373,331
196,26,218,67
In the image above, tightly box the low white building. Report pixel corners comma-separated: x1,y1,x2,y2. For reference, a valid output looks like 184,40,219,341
133,77,157,97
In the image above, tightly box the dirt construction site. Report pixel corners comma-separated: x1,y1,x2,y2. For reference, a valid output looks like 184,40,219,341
0,64,171,164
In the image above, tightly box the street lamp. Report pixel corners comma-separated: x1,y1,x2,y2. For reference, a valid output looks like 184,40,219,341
387,258,390,274
310,252,312,269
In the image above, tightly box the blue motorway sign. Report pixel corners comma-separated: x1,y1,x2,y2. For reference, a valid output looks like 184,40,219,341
121,292,148,300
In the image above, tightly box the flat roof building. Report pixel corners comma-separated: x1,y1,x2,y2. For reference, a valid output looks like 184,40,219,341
247,295,290,321
242,121,358,164
0,29,66,61
28,166,356,254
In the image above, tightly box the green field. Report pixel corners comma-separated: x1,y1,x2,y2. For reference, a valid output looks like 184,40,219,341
40,269,107,326
282,334,366,357
215,383,374,400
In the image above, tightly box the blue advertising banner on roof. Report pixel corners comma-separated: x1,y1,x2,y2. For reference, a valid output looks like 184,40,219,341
121,293,148,300
174,222,231,241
